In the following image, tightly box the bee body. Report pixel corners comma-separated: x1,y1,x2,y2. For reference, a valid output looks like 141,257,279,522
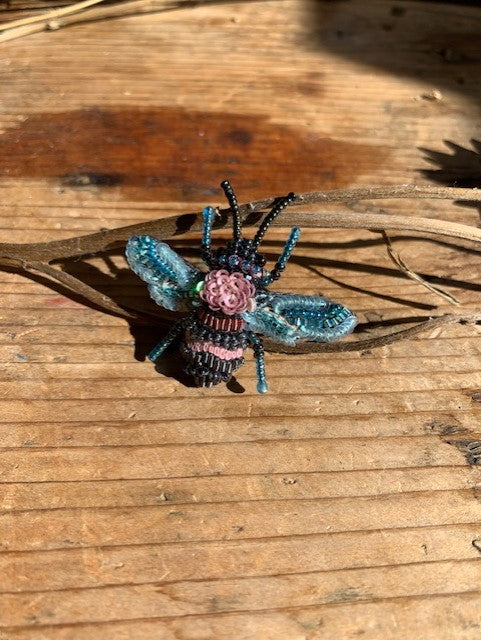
181,308,248,387
126,181,357,393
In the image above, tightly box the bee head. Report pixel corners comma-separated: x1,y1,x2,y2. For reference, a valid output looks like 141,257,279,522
210,239,265,283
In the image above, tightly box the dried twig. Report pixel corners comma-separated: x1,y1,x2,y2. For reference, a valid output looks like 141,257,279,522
0,0,261,43
0,0,107,32
28,260,148,320
0,184,480,352
1,185,481,263
346,200,461,306
381,230,460,306
266,312,481,354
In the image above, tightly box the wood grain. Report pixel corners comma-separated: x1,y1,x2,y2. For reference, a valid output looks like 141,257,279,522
0,0,481,638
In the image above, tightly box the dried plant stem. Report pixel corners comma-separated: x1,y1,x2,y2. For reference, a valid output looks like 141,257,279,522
0,0,261,43
256,184,481,208
347,201,461,306
0,0,186,43
0,0,106,32
381,230,460,306
266,312,481,354
27,261,148,320
0,184,480,351
1,185,480,263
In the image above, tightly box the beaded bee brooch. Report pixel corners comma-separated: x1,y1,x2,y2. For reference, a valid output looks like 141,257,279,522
126,181,357,393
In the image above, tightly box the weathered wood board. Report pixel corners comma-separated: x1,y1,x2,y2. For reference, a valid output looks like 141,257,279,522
0,1,481,638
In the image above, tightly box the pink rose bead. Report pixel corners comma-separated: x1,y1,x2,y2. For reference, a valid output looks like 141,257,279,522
200,269,256,315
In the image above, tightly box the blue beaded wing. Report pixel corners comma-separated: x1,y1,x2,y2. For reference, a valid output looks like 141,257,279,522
126,235,201,311
243,292,357,346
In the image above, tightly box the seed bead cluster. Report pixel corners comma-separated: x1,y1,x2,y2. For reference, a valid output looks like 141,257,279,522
197,307,245,332
283,303,352,331
128,181,356,394
186,324,250,351
181,307,249,387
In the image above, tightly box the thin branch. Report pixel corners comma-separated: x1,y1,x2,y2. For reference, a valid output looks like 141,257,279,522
0,0,107,32
1,185,480,262
0,0,263,43
0,184,480,352
380,230,460,306
346,200,461,306
265,313,481,354
26,261,148,320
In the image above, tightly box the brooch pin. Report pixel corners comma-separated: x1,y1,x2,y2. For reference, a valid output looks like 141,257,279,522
126,181,357,393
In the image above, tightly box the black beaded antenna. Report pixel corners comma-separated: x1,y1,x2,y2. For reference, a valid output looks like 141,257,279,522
252,192,296,249
221,180,242,243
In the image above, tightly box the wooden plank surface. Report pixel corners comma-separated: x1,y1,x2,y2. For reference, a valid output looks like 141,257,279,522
0,0,481,638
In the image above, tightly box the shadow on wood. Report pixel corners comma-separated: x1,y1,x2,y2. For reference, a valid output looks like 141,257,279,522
306,0,481,103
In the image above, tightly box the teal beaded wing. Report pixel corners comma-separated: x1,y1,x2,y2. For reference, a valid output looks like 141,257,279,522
242,292,357,346
126,235,202,312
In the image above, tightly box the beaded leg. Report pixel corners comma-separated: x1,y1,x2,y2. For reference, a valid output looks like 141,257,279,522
148,319,187,363
263,226,300,286
201,206,215,266
249,333,268,394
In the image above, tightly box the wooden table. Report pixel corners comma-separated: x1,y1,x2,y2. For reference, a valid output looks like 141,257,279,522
1,1,481,638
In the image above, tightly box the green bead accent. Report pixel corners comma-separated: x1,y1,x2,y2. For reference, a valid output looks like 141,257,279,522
192,279,204,295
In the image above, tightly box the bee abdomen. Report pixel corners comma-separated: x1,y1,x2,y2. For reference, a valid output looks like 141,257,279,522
184,340,244,360
181,327,246,387
181,343,245,387
181,311,248,387
186,324,250,350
